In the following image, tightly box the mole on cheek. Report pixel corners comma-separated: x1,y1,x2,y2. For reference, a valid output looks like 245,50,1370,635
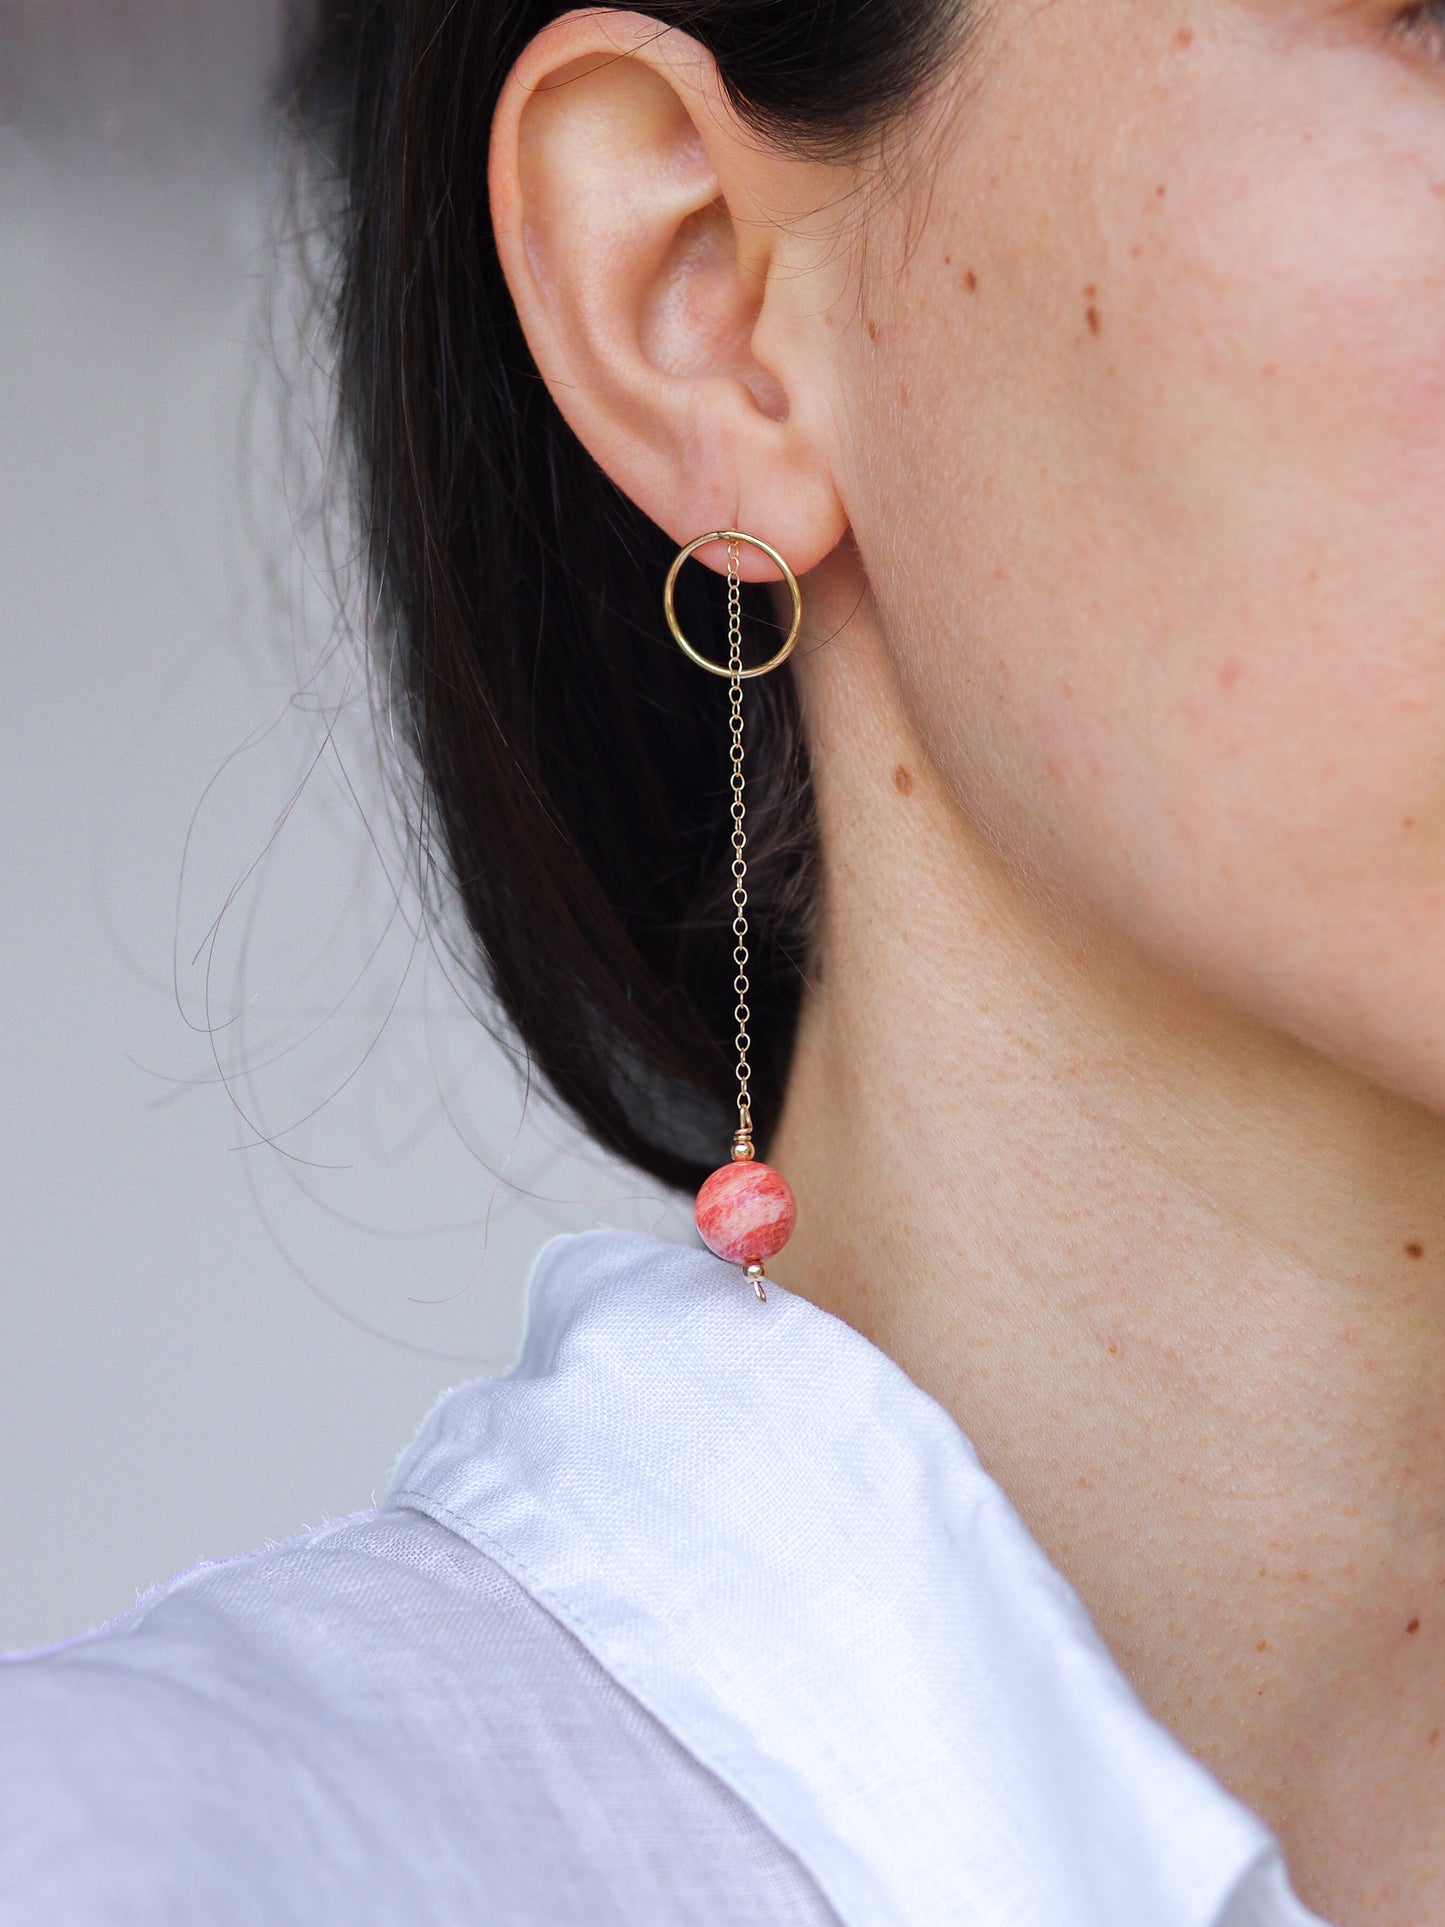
893,765,915,797
1406,1242,1425,1259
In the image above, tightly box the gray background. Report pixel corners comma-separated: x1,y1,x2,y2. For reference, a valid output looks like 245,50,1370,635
0,1,691,1649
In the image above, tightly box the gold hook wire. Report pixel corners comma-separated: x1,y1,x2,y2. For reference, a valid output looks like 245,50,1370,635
662,530,803,1165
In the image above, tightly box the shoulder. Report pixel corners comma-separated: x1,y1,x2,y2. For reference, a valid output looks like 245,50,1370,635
0,1505,832,1926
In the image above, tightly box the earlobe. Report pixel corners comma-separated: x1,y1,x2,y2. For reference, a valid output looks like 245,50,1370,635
488,8,848,580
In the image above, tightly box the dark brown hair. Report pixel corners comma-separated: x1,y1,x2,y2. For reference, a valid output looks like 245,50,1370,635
288,0,969,1191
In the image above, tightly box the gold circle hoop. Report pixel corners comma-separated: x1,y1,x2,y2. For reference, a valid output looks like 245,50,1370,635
663,530,802,680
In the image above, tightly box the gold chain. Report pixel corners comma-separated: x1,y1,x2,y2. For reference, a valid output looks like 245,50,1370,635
726,536,754,1159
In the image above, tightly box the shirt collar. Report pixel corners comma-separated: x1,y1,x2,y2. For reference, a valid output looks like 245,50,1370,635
388,1229,1325,1927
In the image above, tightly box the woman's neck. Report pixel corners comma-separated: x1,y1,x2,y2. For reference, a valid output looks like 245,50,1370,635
768,606,1445,1927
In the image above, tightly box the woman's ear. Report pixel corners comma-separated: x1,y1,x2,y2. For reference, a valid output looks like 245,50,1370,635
488,8,850,582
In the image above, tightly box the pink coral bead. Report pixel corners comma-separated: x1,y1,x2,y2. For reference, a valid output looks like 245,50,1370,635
695,1160,797,1267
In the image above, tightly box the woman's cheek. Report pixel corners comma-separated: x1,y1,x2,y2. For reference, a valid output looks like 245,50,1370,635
852,17,1445,936
1056,53,1445,855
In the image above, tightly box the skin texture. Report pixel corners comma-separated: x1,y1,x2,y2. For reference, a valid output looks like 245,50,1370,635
490,6,1445,1921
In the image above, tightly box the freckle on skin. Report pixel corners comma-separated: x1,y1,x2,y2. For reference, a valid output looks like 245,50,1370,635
866,318,879,342
1409,1619,1422,1634
1256,1640,1267,1653
1406,1242,1425,1259
1176,25,1194,47
1156,183,1167,199
1431,1729,1440,1746
1403,818,1416,830
965,269,978,294
892,765,915,796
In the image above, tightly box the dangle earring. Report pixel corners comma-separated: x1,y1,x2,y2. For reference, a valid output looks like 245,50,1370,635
663,530,802,1302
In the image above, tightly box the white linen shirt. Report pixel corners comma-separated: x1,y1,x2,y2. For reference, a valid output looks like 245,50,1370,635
0,1229,1328,1925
